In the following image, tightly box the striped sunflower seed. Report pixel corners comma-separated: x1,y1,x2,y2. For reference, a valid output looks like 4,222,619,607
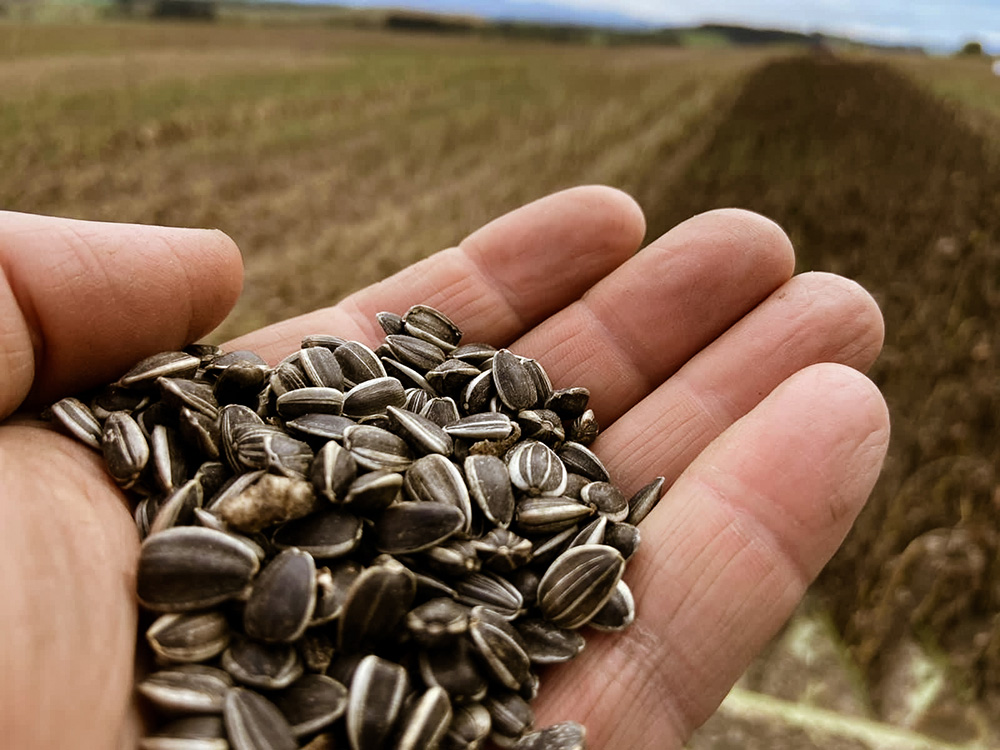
514,496,593,535
334,341,387,387
342,376,407,418
394,686,453,750
580,481,628,522
309,560,362,625
224,687,298,750
440,702,492,750
588,579,636,632
381,357,434,392
473,528,533,573
406,598,472,647
149,478,203,536
418,638,488,703
300,334,347,351
136,665,233,714
374,501,466,554
221,637,303,691
376,311,404,336
484,691,534,747
507,440,567,497
139,715,228,750
102,410,149,489
514,619,585,665
48,396,102,450
468,606,533,692
343,423,412,471
137,526,260,612
272,674,349,739
453,570,523,619
626,475,665,525
275,387,345,418
566,409,599,446
385,334,447,370
272,507,363,559
337,557,416,653
118,351,202,389
243,548,317,643
347,654,410,750
402,304,462,351
491,349,537,412
445,412,513,441
299,346,345,390
386,405,453,456
146,610,230,664
464,454,515,528
513,722,587,750
544,387,589,419
556,441,610,483
537,544,625,629
159,377,219,420
421,395,461,427
603,521,641,560
425,358,480,395
404,453,472,531
343,468,403,514
285,413,355,442
310,439,358,503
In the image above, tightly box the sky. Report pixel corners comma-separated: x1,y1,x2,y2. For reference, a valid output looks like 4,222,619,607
512,0,1000,52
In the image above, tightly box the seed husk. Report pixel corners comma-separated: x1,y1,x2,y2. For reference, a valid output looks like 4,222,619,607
468,606,533,692
507,440,567,497
386,405,454,456
394,686,453,750
273,674,349,738
385,334,447,370
343,376,407,418
335,341,387,387
484,691,534,746
310,439,358,503
374,501,466,554
625,476,665,526
544,388,589,419
537,544,625,629
159,377,219,420
224,687,298,750
146,611,230,664
310,561,362,625
473,528,533,573
275,387,345,418
588,579,636,632
602,521,641,560
102,410,150,489
376,311,404,336
421,395,461,427
418,638,489,703
406,598,472,647
402,304,463,351
299,346,345,390
556,442,610,483
445,412,513,441
579,481,628,522
343,423,412,471
453,571,524,619
136,665,234,714
149,479,204,536
243,548,317,643
337,557,417,652
285,413,356,442
513,721,587,750
343,469,403,515
119,351,202,388
404,453,473,531
514,496,593,535
139,715,228,750
515,619,586,665
137,526,260,612
49,396,102,450
465,454,515,528
222,638,303,691
491,349,537,412
347,654,410,750
272,507,364,559
440,702,492,750
566,409,599,446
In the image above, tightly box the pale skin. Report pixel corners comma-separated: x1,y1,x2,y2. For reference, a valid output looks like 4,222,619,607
0,185,889,749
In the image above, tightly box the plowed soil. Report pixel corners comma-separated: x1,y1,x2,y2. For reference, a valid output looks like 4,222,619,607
647,54,1000,711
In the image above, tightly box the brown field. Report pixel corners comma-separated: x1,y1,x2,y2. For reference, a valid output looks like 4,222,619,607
4,18,1000,743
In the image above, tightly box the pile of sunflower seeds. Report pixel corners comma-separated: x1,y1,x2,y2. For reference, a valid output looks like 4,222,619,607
47,304,664,750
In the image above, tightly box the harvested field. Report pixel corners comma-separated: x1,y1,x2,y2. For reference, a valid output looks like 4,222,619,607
655,54,1000,729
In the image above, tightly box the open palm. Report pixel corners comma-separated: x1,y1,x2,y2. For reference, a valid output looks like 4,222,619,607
0,186,889,749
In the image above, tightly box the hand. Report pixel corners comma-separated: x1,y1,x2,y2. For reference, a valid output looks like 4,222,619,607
0,186,889,750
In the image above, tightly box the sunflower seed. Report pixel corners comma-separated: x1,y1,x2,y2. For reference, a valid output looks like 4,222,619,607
102,411,149,489
299,346,345,389
375,502,466,554
566,409,598,446
402,304,462,351
484,691,533,747
459,370,494,414
567,516,608,549
556,442,610,483
179,407,221,461
473,528,533,573
527,524,579,567
507,440,567,497
219,404,265,471
343,376,407,418
418,538,482,577
376,311,405,336
139,715,228,750
521,359,553,407
440,702,492,750
602,521,641,560
394,686,453,750
275,387,345,418
382,357,434,391
492,349,537,412
149,479,204,536
146,610,230,664
421,396,461,428
300,629,336,673
404,454,472,530
91,384,150,420
310,560,362,625
224,687,297,750
343,423,412,471
464,454,515,528
159,377,219,420
514,496,593,535
469,606,533,691
513,722,586,750
626,476,665,526
244,549,317,643
136,665,233,714
515,619,585,665
418,639,489,703
454,571,523,619
48,396,102,450
301,334,347,351
544,388,589,419
273,507,364,559
445,412,513,441
213,361,269,408
425,358,480,395
347,654,410,750
588,579,635,631
338,557,416,652
273,674,349,738
406,598,472,647
343,469,403,514
137,526,260,612
310,439,358,502
516,409,564,446
222,638,303,691
385,334,447,370
119,351,202,388
335,341,387,387
386,405,453,456
537,544,625,629
580,481,628,522
268,361,308,398
286,413,356,442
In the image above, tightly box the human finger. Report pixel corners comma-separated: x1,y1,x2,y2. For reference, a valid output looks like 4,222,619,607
508,209,796,425
598,270,885,495
224,185,645,361
533,364,890,748
0,211,242,417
